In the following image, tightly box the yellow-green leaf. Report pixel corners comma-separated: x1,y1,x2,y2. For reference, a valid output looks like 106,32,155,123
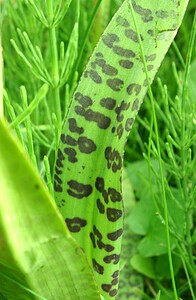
0,119,100,300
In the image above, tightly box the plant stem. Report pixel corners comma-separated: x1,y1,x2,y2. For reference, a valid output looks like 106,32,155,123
150,85,179,300
181,255,196,299
129,2,179,299
72,0,102,75
46,0,62,131
180,12,196,277
49,28,59,87
177,243,196,283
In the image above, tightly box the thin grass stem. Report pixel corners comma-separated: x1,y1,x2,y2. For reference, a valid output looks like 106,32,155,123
3,90,25,146
181,256,196,299
46,0,61,131
10,84,48,129
20,86,37,167
71,0,102,75
180,12,196,278
129,2,179,299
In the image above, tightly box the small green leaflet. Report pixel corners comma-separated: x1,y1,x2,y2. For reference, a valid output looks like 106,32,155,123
54,0,189,299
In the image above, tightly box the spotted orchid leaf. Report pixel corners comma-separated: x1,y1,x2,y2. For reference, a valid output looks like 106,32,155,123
0,119,100,300
54,0,189,299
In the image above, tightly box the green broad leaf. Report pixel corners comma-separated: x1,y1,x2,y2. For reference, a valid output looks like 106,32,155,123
0,119,100,300
54,0,189,298
155,254,181,280
125,159,161,199
116,170,143,300
138,215,176,257
128,196,155,235
130,254,156,279
131,253,181,282
126,160,185,256
125,159,162,235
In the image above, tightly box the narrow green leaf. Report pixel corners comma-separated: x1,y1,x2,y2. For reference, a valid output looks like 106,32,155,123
53,0,73,27
189,59,196,103
155,291,161,300
10,84,48,129
54,0,189,298
59,22,78,86
0,119,100,299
